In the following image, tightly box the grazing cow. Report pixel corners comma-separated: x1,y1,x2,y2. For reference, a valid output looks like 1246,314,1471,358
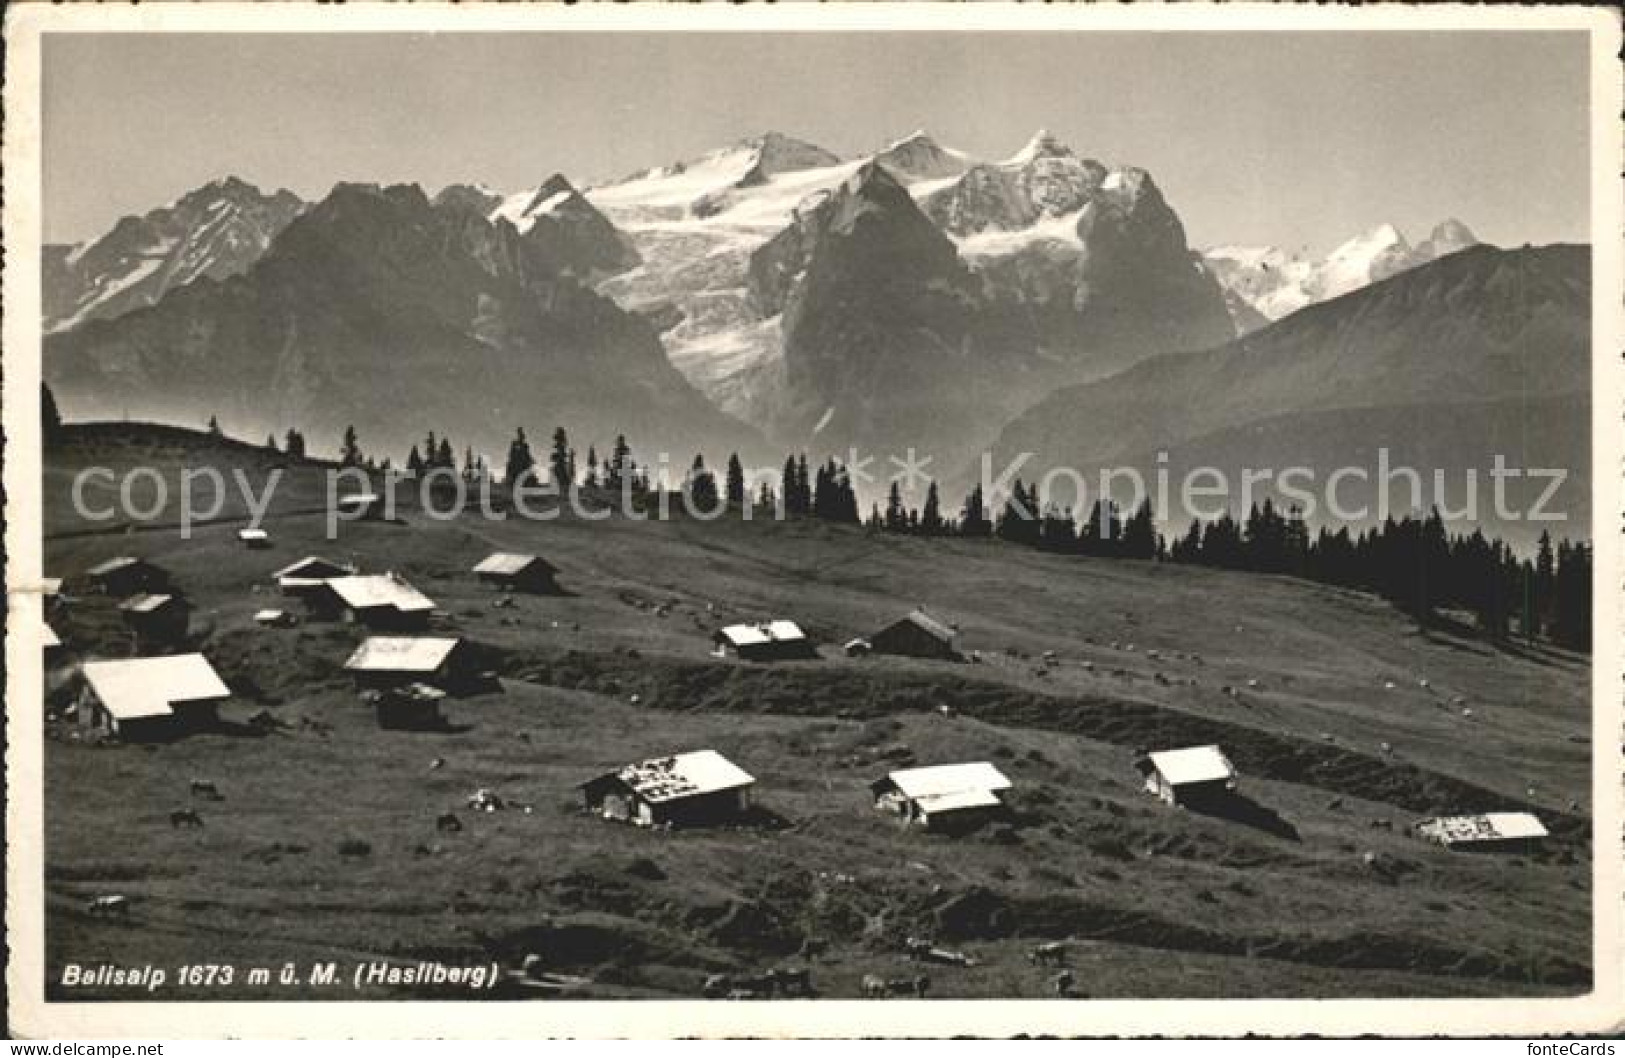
703,974,732,999
467,788,505,812
1028,941,1068,967
896,974,930,998
429,757,445,771
169,808,204,829
861,974,889,998
436,812,464,833
1051,970,1076,997
769,966,812,997
189,779,222,800
798,936,829,962
86,894,129,916
246,710,287,732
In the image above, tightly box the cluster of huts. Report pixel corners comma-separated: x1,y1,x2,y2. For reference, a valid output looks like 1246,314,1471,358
578,751,1020,833
48,546,560,738
47,545,1552,853
713,608,962,663
577,741,1550,851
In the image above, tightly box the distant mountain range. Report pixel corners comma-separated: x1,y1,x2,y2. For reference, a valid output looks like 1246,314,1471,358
40,130,1587,541
585,128,1235,465
985,243,1589,545
1202,219,1480,333
45,181,764,466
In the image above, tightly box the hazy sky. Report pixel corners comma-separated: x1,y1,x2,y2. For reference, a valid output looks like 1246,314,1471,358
43,31,1591,252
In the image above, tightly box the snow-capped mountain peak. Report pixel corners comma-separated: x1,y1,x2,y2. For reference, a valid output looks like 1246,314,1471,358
1419,218,1478,259
45,177,304,334
1202,220,1484,333
492,174,588,234
873,129,973,183
1004,128,1072,166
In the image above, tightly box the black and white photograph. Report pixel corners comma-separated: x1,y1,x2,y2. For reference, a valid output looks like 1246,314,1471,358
4,2,1621,1040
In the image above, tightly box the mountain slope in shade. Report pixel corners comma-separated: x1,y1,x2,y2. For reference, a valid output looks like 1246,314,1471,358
44,182,766,466
750,162,1081,467
44,177,304,333
983,244,1590,528
1108,393,1589,549
1204,220,1482,333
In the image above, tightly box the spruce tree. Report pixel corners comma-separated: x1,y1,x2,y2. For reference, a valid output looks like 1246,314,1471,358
549,428,571,489
340,425,363,467
920,482,944,536
407,445,424,475
884,482,907,532
835,465,860,524
42,385,62,441
959,485,991,538
687,454,719,510
780,456,799,514
1122,501,1157,559
504,428,534,486
726,454,745,507
795,455,812,514
1534,530,1556,637
608,434,631,492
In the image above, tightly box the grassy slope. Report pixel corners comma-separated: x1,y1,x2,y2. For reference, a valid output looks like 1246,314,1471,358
41,426,1592,1000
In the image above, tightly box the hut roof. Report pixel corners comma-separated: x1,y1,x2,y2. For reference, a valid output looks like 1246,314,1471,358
87,556,156,577
344,636,462,674
273,556,355,581
594,749,755,804
473,552,557,576
1146,745,1236,787
1419,812,1548,844
877,761,1013,801
82,655,230,720
888,609,957,644
119,593,184,615
324,574,435,614
717,620,807,647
